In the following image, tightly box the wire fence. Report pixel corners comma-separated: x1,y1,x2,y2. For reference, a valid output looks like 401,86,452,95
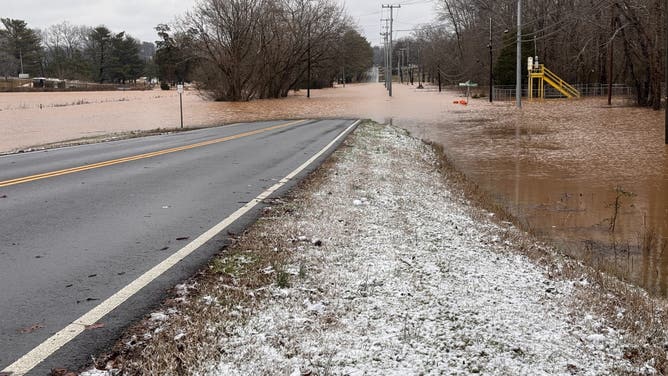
0,77,153,92
492,83,634,102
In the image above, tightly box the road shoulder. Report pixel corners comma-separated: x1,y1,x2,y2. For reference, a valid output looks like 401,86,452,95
86,121,662,375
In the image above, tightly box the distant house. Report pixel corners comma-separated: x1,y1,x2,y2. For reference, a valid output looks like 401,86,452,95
32,77,63,88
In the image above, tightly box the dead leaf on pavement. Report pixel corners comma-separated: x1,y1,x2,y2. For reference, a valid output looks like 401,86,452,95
19,323,44,333
85,322,105,330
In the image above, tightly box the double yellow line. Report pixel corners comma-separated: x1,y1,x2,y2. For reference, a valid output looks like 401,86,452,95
0,120,306,188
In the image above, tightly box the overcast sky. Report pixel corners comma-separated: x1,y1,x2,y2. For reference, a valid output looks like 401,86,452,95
2,0,440,46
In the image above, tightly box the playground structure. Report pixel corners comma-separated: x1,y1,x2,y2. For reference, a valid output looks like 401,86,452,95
527,57,580,100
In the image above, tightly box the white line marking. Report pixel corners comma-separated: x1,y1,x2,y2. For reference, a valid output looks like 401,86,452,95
2,119,360,375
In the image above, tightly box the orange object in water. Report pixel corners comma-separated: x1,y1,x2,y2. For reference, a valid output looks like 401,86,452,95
453,100,460,104
459,100,468,105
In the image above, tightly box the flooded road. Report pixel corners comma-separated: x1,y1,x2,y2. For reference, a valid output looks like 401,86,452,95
2,84,667,295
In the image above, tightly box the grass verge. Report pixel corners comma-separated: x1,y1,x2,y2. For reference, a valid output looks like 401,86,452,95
90,139,343,375
88,120,667,375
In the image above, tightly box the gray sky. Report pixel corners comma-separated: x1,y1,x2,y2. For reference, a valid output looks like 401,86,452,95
2,0,440,46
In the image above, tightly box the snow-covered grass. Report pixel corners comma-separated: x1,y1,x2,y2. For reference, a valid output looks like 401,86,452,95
91,122,666,375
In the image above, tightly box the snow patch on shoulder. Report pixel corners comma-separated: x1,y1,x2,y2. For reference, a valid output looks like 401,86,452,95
197,124,632,375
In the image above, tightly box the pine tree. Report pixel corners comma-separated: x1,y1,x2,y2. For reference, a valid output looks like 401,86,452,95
0,18,43,77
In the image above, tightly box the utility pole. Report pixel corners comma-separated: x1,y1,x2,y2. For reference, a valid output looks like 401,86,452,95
306,0,318,98
489,17,493,103
307,21,311,98
608,8,615,106
398,53,402,84
437,64,442,92
381,18,390,91
408,42,413,85
516,0,522,109
19,49,24,75
382,4,401,97
417,45,423,87
399,49,404,83
665,0,668,144
342,64,346,87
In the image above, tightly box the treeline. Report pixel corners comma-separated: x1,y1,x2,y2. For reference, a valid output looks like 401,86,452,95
0,18,155,83
0,0,374,101
391,0,666,109
164,0,374,101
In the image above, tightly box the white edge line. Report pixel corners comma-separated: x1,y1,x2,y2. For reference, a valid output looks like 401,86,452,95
2,119,361,376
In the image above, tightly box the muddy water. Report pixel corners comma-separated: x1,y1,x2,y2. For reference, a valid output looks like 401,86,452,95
0,85,393,152
397,92,668,296
2,84,667,295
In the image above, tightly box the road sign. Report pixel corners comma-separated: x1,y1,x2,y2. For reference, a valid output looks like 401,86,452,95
458,80,478,87
177,84,184,128
458,81,478,102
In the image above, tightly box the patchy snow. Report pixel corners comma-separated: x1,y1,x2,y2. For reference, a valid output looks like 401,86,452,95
201,295,219,306
80,369,114,376
195,124,634,375
149,312,168,322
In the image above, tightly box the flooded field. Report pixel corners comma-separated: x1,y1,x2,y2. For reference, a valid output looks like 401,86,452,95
1,84,667,295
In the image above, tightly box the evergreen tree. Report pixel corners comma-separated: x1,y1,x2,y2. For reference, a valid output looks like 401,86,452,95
341,29,374,83
493,30,533,86
154,24,193,84
0,18,43,77
108,32,144,83
86,26,113,83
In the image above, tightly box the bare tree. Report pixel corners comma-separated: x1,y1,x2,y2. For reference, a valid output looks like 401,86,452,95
410,0,666,108
42,22,87,78
180,0,359,101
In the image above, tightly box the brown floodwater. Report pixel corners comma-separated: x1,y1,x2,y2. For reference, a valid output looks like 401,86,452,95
397,91,668,296
1,83,667,295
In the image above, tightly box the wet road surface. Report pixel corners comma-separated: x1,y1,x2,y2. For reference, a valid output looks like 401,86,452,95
0,119,357,375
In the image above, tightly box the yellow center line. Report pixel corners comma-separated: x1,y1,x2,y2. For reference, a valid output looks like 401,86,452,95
0,120,307,188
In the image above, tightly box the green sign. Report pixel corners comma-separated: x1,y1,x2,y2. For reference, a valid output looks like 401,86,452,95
458,80,478,87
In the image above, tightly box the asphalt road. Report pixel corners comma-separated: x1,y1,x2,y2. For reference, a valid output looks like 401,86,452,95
0,119,358,375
